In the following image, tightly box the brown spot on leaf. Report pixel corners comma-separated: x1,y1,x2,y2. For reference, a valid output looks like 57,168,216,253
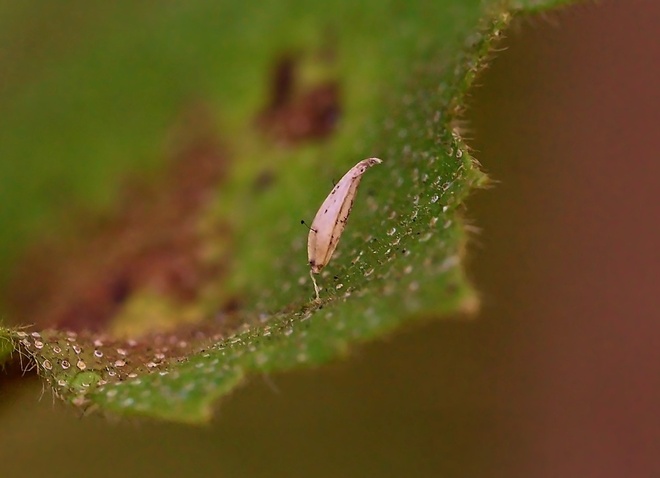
269,54,297,110
256,53,341,145
252,169,276,193
4,102,234,334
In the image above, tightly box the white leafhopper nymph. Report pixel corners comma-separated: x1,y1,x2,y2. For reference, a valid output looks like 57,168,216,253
307,157,382,300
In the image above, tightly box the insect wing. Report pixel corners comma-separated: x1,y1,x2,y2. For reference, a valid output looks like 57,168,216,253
307,157,381,273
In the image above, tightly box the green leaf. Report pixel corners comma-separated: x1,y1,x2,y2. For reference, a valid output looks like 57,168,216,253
0,0,571,422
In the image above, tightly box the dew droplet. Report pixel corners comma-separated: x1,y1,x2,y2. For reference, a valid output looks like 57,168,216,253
121,398,135,407
419,232,433,242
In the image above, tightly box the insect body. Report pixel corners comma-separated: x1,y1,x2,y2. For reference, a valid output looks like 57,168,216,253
307,157,382,299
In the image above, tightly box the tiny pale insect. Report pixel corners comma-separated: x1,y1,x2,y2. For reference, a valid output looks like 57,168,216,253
307,157,382,300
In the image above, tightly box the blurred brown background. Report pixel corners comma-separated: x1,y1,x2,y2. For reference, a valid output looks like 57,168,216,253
1,1,658,477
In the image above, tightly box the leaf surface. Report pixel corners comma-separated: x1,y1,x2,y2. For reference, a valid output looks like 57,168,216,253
0,0,569,422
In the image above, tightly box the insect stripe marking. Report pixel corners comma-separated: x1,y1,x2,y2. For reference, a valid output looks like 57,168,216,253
307,157,382,299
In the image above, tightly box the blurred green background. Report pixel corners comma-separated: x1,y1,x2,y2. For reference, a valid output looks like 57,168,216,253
1,1,658,477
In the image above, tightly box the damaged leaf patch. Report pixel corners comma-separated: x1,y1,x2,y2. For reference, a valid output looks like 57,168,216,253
4,104,232,336
256,53,341,145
